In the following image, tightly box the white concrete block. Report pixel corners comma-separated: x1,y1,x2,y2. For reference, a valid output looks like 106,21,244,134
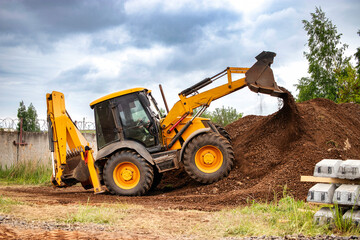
313,159,342,178
333,184,360,206
343,209,360,225
337,160,360,179
314,207,334,225
307,183,336,204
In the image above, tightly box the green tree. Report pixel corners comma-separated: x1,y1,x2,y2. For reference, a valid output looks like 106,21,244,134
355,30,360,75
197,106,243,127
335,30,360,103
17,101,28,131
27,103,40,132
335,62,360,103
17,101,40,132
296,7,350,102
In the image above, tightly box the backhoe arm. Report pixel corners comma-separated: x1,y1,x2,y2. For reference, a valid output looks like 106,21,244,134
46,91,103,193
161,67,249,129
161,51,284,130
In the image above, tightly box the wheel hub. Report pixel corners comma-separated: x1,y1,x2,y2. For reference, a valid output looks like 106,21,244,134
195,145,224,173
203,152,215,164
121,168,133,181
113,161,140,190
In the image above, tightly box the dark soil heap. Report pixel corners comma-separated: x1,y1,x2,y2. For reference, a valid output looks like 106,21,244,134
158,91,360,206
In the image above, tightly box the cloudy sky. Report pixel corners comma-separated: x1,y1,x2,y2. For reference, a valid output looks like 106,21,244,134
0,0,359,123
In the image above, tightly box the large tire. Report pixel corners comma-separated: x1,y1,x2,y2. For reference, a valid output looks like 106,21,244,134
214,124,231,143
183,132,234,184
103,150,154,196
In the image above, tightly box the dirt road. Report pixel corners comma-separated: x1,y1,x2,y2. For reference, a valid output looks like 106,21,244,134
0,184,227,211
0,185,217,240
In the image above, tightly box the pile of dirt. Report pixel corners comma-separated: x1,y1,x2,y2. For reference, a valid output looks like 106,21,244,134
158,90,360,206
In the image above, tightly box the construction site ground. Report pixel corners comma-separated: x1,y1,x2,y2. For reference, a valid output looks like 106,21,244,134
1,92,360,239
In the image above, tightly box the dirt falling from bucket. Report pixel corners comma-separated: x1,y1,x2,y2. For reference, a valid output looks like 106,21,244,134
272,87,306,148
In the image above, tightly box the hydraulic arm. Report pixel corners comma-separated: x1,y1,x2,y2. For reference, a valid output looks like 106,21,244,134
161,51,284,129
46,91,103,193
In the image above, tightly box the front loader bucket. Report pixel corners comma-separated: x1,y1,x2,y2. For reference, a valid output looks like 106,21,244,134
245,51,285,97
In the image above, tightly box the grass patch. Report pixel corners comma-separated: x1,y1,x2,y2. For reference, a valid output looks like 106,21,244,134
0,160,52,185
63,199,131,224
64,204,117,224
0,195,24,213
215,193,337,238
332,204,359,234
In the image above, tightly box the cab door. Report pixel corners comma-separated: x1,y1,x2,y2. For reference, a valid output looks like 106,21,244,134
115,93,158,148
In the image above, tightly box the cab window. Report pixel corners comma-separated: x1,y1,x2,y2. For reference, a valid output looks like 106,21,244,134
116,93,155,147
94,100,119,149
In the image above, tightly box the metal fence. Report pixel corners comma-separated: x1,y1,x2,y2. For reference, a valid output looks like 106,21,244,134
0,118,95,132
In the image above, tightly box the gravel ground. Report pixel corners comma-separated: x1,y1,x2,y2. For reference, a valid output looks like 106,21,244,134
1,214,359,240
0,214,113,232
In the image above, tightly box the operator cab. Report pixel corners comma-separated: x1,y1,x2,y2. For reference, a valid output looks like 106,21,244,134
90,88,163,152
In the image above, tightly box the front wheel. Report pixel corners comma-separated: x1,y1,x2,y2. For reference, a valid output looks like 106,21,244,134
183,132,234,184
214,124,231,144
103,150,154,196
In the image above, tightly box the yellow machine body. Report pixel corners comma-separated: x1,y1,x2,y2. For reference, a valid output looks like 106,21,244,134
46,51,284,195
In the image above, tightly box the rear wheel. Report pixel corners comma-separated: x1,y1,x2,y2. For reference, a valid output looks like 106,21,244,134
183,132,234,184
103,150,154,196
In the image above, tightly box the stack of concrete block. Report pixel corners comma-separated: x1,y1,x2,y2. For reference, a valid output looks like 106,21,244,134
305,159,360,225
307,159,360,205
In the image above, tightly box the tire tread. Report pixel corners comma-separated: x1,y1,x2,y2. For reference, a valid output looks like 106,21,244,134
183,132,234,184
103,150,154,196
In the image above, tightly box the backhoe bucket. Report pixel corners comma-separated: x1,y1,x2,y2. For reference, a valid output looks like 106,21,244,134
245,51,285,97
60,151,90,186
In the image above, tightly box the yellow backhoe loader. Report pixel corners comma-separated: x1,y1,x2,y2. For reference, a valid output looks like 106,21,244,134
47,51,285,196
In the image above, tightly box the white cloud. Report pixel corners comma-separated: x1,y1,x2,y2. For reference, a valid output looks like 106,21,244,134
125,0,223,14
125,0,272,17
